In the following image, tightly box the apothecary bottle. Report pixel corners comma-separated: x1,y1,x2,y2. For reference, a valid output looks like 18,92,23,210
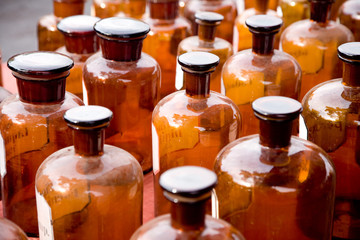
234,0,278,52
152,51,242,216
177,11,233,93
213,96,336,240
244,0,279,11
280,0,354,100
279,0,310,29
1,51,83,236
131,166,245,240
222,15,301,136
35,105,143,240
183,0,237,44
37,0,86,51
301,42,360,240
338,0,360,41
0,217,28,240
92,0,146,19
142,0,191,99
83,17,160,172
57,15,100,100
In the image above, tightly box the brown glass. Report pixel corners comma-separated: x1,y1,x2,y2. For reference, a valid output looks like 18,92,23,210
222,18,301,136
1,56,83,237
183,0,237,44
301,44,360,239
338,0,360,41
142,0,191,99
37,0,85,51
244,0,279,10
93,0,146,18
83,21,160,172
0,218,28,240
214,97,336,240
177,13,232,92
152,56,242,216
35,107,143,240
279,0,310,29
280,0,354,100
330,0,347,20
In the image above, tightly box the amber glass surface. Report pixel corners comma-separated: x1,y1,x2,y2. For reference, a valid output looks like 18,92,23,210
183,0,237,44
222,15,301,136
0,218,28,240
280,0,354,100
37,0,85,51
279,0,310,29
214,96,336,240
330,0,347,20
93,0,146,18
132,166,245,240
83,18,160,172
177,12,232,92
234,0,279,52
1,52,83,236
244,0,279,10
338,0,360,41
142,0,191,99
301,42,360,239
35,106,143,240
152,52,242,216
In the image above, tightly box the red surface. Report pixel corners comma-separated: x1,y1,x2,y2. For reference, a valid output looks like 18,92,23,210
0,63,155,238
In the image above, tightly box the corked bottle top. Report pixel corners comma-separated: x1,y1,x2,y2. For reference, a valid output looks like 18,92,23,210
58,15,100,36
245,14,283,34
195,11,224,25
160,166,217,202
64,105,113,129
178,52,219,72
338,42,360,64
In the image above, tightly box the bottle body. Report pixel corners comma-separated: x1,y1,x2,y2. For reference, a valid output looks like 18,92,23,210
83,52,160,172
37,14,64,51
0,93,83,236
338,0,360,41
244,0,279,10
92,0,146,18
279,0,310,29
36,144,143,239
214,135,336,240
221,49,301,136
280,20,354,99
152,90,242,215
0,217,28,240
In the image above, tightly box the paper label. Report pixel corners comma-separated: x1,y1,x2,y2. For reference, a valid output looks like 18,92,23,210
175,62,184,90
299,115,308,140
152,123,160,175
36,189,54,240
0,134,6,178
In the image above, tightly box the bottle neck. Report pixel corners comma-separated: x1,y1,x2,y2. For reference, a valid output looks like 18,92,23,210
99,37,144,61
259,120,292,148
184,71,211,98
198,24,217,45
254,0,270,13
149,1,179,20
170,200,206,231
342,62,360,87
53,1,85,18
64,34,99,54
252,32,276,55
73,128,105,156
310,1,332,23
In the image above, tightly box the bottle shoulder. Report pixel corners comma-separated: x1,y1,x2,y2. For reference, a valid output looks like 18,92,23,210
143,17,191,31
37,13,56,27
179,37,233,56
184,0,237,16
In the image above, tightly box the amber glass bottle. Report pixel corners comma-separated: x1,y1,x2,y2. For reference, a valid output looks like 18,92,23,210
152,51,242,216
234,0,278,52
301,42,360,240
222,15,301,136
183,0,237,44
131,166,245,240
177,11,232,93
330,0,347,20
57,15,100,100
244,0,279,10
280,0,354,100
35,105,143,240
338,0,360,41
1,51,83,237
279,0,310,29
37,0,86,51
83,17,160,172
213,96,336,240
0,218,28,240
92,0,146,18
142,0,191,99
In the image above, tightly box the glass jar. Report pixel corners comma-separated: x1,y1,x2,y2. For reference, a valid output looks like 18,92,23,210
1,51,83,236
301,42,360,240
213,96,336,240
142,0,191,99
152,51,242,216
57,15,100,100
222,15,301,136
183,0,237,44
280,0,354,100
279,0,310,29
83,17,161,172
244,0,279,10
177,11,233,93
0,217,28,240
37,0,86,51
35,105,143,240
338,0,360,41
131,166,245,240
234,0,279,52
